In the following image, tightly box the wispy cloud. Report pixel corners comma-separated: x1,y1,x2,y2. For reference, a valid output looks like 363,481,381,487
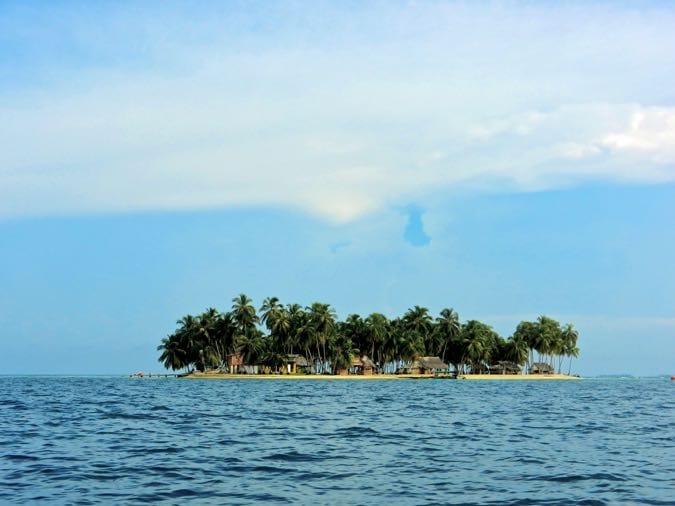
2,2,674,222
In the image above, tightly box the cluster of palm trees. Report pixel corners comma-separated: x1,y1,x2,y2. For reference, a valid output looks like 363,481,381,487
157,294,580,375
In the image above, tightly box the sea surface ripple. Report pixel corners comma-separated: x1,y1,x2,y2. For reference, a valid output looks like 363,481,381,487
1,376,674,505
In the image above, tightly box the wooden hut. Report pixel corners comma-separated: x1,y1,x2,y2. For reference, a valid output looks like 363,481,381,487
489,361,522,375
352,355,377,375
421,356,449,374
404,356,448,374
285,354,309,374
529,362,554,375
226,353,244,374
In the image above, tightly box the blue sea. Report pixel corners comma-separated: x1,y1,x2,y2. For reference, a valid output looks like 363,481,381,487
1,376,673,505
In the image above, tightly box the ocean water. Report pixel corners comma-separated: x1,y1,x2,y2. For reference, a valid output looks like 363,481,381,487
1,377,673,505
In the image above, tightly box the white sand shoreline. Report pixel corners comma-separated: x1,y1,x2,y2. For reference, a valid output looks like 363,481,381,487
178,372,580,381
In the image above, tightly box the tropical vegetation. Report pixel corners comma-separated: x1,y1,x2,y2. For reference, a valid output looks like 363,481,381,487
157,295,580,375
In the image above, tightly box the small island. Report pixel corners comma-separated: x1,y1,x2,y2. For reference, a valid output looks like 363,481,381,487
156,294,580,380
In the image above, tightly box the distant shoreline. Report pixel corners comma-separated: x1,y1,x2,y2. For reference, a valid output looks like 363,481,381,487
179,372,580,380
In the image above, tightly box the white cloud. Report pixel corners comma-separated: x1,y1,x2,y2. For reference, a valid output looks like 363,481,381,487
601,108,675,162
1,2,675,222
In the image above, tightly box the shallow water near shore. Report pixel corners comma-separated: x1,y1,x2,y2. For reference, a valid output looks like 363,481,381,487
1,376,673,505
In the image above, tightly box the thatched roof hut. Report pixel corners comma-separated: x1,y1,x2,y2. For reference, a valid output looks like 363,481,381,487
489,361,521,375
352,356,376,368
285,354,310,373
287,354,308,367
529,362,554,374
419,357,448,370
404,356,448,374
351,355,377,375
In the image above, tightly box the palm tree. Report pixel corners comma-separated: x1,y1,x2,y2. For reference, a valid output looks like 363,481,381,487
157,335,188,372
307,302,337,373
174,314,201,370
195,308,222,369
228,294,262,370
435,308,460,363
561,323,580,375
381,318,406,373
259,297,293,354
260,296,282,329
552,333,565,373
514,320,538,370
232,294,259,331
270,307,292,353
212,311,236,363
341,314,365,343
403,306,433,336
536,315,562,366
444,333,466,374
465,338,486,372
504,335,529,368
461,320,499,373
236,329,265,366
566,344,580,375
399,329,425,364
328,333,353,374
402,306,433,363
288,304,314,368
365,313,389,366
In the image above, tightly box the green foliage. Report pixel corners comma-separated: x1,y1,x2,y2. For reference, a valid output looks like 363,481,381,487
461,320,500,372
157,295,580,375
513,316,581,373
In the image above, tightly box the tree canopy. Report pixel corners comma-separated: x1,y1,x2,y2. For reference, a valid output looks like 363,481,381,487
158,294,579,375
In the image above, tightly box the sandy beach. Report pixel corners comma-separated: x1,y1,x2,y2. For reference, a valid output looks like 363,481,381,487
182,372,580,380
457,373,580,380
184,373,425,380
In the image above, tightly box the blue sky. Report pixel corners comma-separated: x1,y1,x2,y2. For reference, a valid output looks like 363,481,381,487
1,1,674,375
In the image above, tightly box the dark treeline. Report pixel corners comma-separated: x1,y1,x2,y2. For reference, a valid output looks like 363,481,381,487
157,294,580,375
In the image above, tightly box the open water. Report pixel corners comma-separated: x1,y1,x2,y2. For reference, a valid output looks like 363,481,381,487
1,376,673,505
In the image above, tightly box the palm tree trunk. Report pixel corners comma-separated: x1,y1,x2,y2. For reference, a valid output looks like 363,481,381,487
322,337,327,373
316,341,322,373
